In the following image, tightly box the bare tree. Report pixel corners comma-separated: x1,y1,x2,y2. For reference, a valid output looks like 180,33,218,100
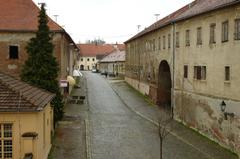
158,110,172,159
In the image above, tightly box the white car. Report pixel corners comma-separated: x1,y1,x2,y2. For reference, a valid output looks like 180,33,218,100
73,69,83,77
92,69,97,73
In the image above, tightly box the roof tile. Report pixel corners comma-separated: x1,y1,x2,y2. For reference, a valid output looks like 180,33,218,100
0,0,63,31
0,72,55,112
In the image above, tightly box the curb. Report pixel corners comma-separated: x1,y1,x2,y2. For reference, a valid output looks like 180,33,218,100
83,74,92,159
85,119,92,159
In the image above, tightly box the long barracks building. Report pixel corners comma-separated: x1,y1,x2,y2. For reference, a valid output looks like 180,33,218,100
125,0,240,155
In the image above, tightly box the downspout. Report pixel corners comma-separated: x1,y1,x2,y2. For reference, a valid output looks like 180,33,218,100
138,40,141,89
172,22,176,119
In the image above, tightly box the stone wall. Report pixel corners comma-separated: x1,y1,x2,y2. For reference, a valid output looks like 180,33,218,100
125,3,240,156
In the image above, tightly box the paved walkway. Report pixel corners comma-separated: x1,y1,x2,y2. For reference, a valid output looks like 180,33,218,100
109,79,238,159
49,77,88,159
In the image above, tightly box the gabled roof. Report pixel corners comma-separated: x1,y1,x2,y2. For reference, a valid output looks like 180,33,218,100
125,0,240,43
78,44,116,57
0,73,55,112
100,51,125,63
0,0,63,32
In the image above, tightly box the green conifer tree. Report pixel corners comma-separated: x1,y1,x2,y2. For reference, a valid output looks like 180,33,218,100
21,4,64,124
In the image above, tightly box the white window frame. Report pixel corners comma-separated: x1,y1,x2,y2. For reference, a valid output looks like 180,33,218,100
0,123,13,159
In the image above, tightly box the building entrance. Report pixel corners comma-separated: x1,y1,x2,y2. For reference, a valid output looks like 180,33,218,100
157,60,172,111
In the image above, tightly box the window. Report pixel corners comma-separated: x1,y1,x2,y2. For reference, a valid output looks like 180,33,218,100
153,39,156,51
163,36,166,49
222,21,229,42
158,37,161,50
194,66,206,80
234,19,240,40
184,65,188,78
225,66,230,81
168,34,171,48
197,27,202,45
87,58,89,61
9,46,18,59
92,58,95,61
0,124,13,159
186,30,190,46
210,23,216,44
81,58,83,61
176,32,180,48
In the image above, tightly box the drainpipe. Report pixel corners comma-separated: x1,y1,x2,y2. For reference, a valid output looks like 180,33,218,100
138,41,141,89
172,22,176,119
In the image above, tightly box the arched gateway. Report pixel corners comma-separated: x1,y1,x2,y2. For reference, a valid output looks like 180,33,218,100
157,60,172,111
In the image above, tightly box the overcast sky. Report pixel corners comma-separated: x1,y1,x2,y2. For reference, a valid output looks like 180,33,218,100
32,0,193,44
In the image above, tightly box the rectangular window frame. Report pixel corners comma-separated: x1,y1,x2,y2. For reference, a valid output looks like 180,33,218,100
184,65,188,78
194,66,206,80
210,23,216,44
197,27,202,45
186,30,190,46
163,36,166,49
0,124,13,159
222,21,229,42
225,66,230,81
176,32,180,48
234,19,240,40
9,45,19,60
168,34,171,49
158,37,161,50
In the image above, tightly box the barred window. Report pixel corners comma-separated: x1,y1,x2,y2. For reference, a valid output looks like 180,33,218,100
210,23,216,44
168,34,171,48
0,124,13,159
222,21,229,42
234,19,240,40
197,27,202,45
186,30,190,46
194,66,206,80
176,32,180,48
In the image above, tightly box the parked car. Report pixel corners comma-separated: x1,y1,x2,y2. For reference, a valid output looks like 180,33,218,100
92,69,97,73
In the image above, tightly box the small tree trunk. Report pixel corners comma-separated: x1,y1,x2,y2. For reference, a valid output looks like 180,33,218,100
160,137,163,159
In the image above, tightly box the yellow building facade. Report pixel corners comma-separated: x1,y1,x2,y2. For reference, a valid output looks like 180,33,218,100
0,105,53,159
0,73,55,159
125,0,240,156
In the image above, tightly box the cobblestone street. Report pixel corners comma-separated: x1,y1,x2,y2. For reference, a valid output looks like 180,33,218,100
86,72,237,159
50,72,238,159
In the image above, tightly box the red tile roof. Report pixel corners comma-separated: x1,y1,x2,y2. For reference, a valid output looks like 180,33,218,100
0,0,63,32
116,44,126,51
126,0,240,43
100,51,125,63
78,44,121,56
0,73,55,112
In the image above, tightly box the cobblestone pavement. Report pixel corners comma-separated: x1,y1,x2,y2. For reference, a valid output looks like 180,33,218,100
109,78,238,159
49,77,88,159
85,72,239,159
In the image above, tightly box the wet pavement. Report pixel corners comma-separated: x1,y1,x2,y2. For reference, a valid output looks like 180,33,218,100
49,77,88,159
49,72,238,159
86,72,238,159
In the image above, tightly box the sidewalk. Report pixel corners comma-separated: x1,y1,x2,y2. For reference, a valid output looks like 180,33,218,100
48,76,88,159
109,80,238,159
